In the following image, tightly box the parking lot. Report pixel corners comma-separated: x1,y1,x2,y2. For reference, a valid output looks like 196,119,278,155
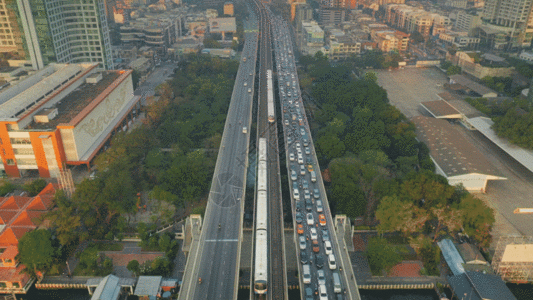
376,67,533,251
375,67,447,118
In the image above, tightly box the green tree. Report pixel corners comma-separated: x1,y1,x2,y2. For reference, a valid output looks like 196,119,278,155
127,260,140,277
317,134,346,160
365,237,404,274
0,180,15,196
446,65,461,76
191,206,206,217
456,194,495,248
410,31,425,43
375,195,428,236
18,229,57,276
23,179,47,196
364,71,378,83
429,205,463,242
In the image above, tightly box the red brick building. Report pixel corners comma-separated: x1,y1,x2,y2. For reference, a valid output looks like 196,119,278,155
0,183,56,294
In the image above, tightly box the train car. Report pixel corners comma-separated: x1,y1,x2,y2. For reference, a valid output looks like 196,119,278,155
254,230,268,294
258,138,267,162
256,190,268,231
267,69,275,123
257,161,267,191
255,137,268,294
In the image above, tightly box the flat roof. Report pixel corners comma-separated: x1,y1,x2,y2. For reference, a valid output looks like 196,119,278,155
0,64,89,120
134,276,162,296
501,244,533,263
437,92,485,118
467,117,533,175
420,100,461,118
412,116,503,178
27,72,121,130
209,17,236,32
449,74,498,97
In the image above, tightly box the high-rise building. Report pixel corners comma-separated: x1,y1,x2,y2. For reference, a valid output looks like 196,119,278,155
482,0,533,47
319,8,345,26
0,0,113,70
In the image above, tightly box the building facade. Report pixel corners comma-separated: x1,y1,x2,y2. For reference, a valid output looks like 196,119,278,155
455,11,482,34
482,0,533,47
0,63,140,178
0,0,113,70
319,8,345,26
223,2,234,16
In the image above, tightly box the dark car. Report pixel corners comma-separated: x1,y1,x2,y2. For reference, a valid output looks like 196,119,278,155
300,250,308,264
322,230,330,242
305,287,314,300
305,199,313,212
315,254,324,269
295,212,303,223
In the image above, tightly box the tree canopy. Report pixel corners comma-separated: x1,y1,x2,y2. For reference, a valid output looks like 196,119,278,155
18,229,58,276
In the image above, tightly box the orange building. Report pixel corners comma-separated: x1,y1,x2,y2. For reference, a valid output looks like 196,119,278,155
0,63,141,178
0,183,56,294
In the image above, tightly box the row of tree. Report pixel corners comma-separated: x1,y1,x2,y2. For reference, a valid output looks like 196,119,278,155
36,54,238,275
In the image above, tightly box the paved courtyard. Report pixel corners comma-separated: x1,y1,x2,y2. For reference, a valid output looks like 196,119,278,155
376,67,533,251
375,67,448,118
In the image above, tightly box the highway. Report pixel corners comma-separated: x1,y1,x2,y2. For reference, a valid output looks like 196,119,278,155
269,11,361,300
177,15,259,300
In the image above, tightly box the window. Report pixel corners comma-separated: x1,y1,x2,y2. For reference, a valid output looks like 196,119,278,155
6,159,15,166
12,282,19,288
10,138,31,145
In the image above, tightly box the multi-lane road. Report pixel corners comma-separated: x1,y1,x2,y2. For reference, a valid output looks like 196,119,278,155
269,11,361,300
177,16,259,300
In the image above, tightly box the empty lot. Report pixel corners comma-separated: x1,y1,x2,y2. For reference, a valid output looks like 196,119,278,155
376,67,533,250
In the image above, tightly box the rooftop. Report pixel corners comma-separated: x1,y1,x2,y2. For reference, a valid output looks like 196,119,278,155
209,17,236,33
412,116,503,178
448,74,497,97
437,239,465,276
0,64,92,120
420,100,461,118
91,275,121,300
466,117,533,175
456,243,488,265
134,276,162,296
27,72,121,130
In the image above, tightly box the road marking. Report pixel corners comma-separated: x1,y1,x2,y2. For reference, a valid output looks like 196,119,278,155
205,239,239,242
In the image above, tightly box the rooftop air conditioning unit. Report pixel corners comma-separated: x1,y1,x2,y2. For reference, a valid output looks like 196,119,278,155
34,108,58,123
86,73,103,84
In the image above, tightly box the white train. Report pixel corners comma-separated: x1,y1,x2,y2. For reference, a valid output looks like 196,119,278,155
255,138,268,294
267,69,275,123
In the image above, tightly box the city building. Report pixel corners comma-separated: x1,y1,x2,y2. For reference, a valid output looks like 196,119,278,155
0,0,113,70
209,17,236,39
0,63,141,178
134,276,162,299
492,236,533,283
481,0,533,48
0,183,56,294
444,0,468,8
372,30,409,52
439,31,480,49
447,52,514,79
295,3,313,33
223,2,234,16
319,8,346,26
120,13,182,55
455,11,482,34
324,36,361,59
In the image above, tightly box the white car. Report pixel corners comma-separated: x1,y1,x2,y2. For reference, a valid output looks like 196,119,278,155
285,120,289,126
299,236,307,250
328,254,337,270
291,170,297,181
244,82,247,86
310,228,317,240
248,88,251,93
324,241,332,255
242,127,247,133
317,269,326,285
306,213,314,226
289,153,295,161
